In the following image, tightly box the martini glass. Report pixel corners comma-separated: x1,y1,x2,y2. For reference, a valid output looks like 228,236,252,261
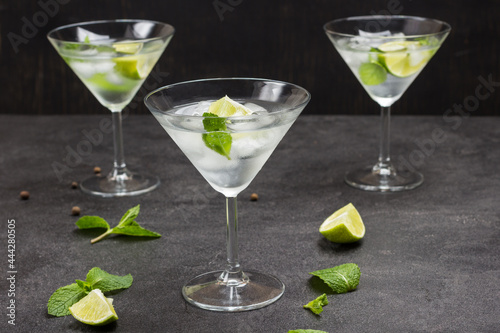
145,78,310,311
324,16,450,191
48,20,174,197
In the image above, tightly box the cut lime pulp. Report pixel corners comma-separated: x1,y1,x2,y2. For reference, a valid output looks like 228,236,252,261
377,41,433,78
319,203,365,243
68,289,118,326
208,96,253,117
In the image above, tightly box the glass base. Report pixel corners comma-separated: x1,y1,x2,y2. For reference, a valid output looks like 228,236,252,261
182,270,285,312
80,168,160,197
345,164,423,192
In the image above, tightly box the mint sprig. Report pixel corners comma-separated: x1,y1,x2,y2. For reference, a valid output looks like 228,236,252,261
75,204,161,244
48,267,132,317
303,293,329,315
202,112,232,160
309,263,361,293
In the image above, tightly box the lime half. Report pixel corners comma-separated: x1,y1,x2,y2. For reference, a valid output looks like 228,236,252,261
208,96,253,117
319,203,365,243
69,289,118,326
378,41,433,78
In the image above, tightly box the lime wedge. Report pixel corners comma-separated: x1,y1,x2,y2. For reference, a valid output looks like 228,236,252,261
69,289,118,326
319,203,365,243
208,96,252,117
359,62,387,85
113,55,152,80
378,41,433,77
113,41,143,54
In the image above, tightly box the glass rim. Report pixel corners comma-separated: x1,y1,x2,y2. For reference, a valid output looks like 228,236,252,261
144,77,312,120
324,15,451,39
47,19,175,42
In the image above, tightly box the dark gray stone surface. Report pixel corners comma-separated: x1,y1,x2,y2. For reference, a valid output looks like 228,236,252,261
0,114,499,332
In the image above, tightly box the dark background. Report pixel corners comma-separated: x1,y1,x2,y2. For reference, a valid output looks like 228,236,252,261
1,0,499,116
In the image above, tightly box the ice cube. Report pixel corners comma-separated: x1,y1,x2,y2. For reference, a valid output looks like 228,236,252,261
106,72,123,85
68,61,95,78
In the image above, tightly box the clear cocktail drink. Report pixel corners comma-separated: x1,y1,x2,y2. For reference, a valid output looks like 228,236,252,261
152,100,297,197
57,39,167,111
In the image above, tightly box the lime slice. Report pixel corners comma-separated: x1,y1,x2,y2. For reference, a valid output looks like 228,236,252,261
359,62,387,86
113,55,152,80
319,203,365,243
378,41,433,77
112,41,143,54
208,96,252,117
69,289,118,326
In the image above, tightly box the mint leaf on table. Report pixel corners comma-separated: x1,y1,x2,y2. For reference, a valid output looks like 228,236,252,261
309,263,361,294
86,267,133,292
75,216,110,229
303,293,329,315
288,330,329,333
202,112,232,160
48,267,132,317
117,204,140,226
75,204,161,244
113,220,162,238
48,283,87,317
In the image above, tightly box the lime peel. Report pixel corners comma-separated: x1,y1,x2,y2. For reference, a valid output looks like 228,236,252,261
359,62,387,86
113,55,152,80
112,41,143,54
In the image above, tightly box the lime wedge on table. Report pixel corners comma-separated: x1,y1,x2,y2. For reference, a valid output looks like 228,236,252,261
113,55,152,80
112,41,143,54
319,203,365,243
69,289,118,326
377,41,433,77
208,96,253,117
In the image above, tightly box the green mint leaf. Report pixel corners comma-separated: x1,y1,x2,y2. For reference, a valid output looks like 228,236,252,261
86,267,133,292
84,35,90,43
47,283,87,317
202,132,232,159
112,220,161,238
117,204,140,227
288,330,329,333
310,263,361,294
303,293,329,315
75,205,161,244
75,279,92,292
202,112,232,160
202,112,227,131
75,216,110,230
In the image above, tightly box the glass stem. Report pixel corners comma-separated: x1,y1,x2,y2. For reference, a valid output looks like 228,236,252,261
111,111,128,180
219,196,247,286
375,106,393,174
